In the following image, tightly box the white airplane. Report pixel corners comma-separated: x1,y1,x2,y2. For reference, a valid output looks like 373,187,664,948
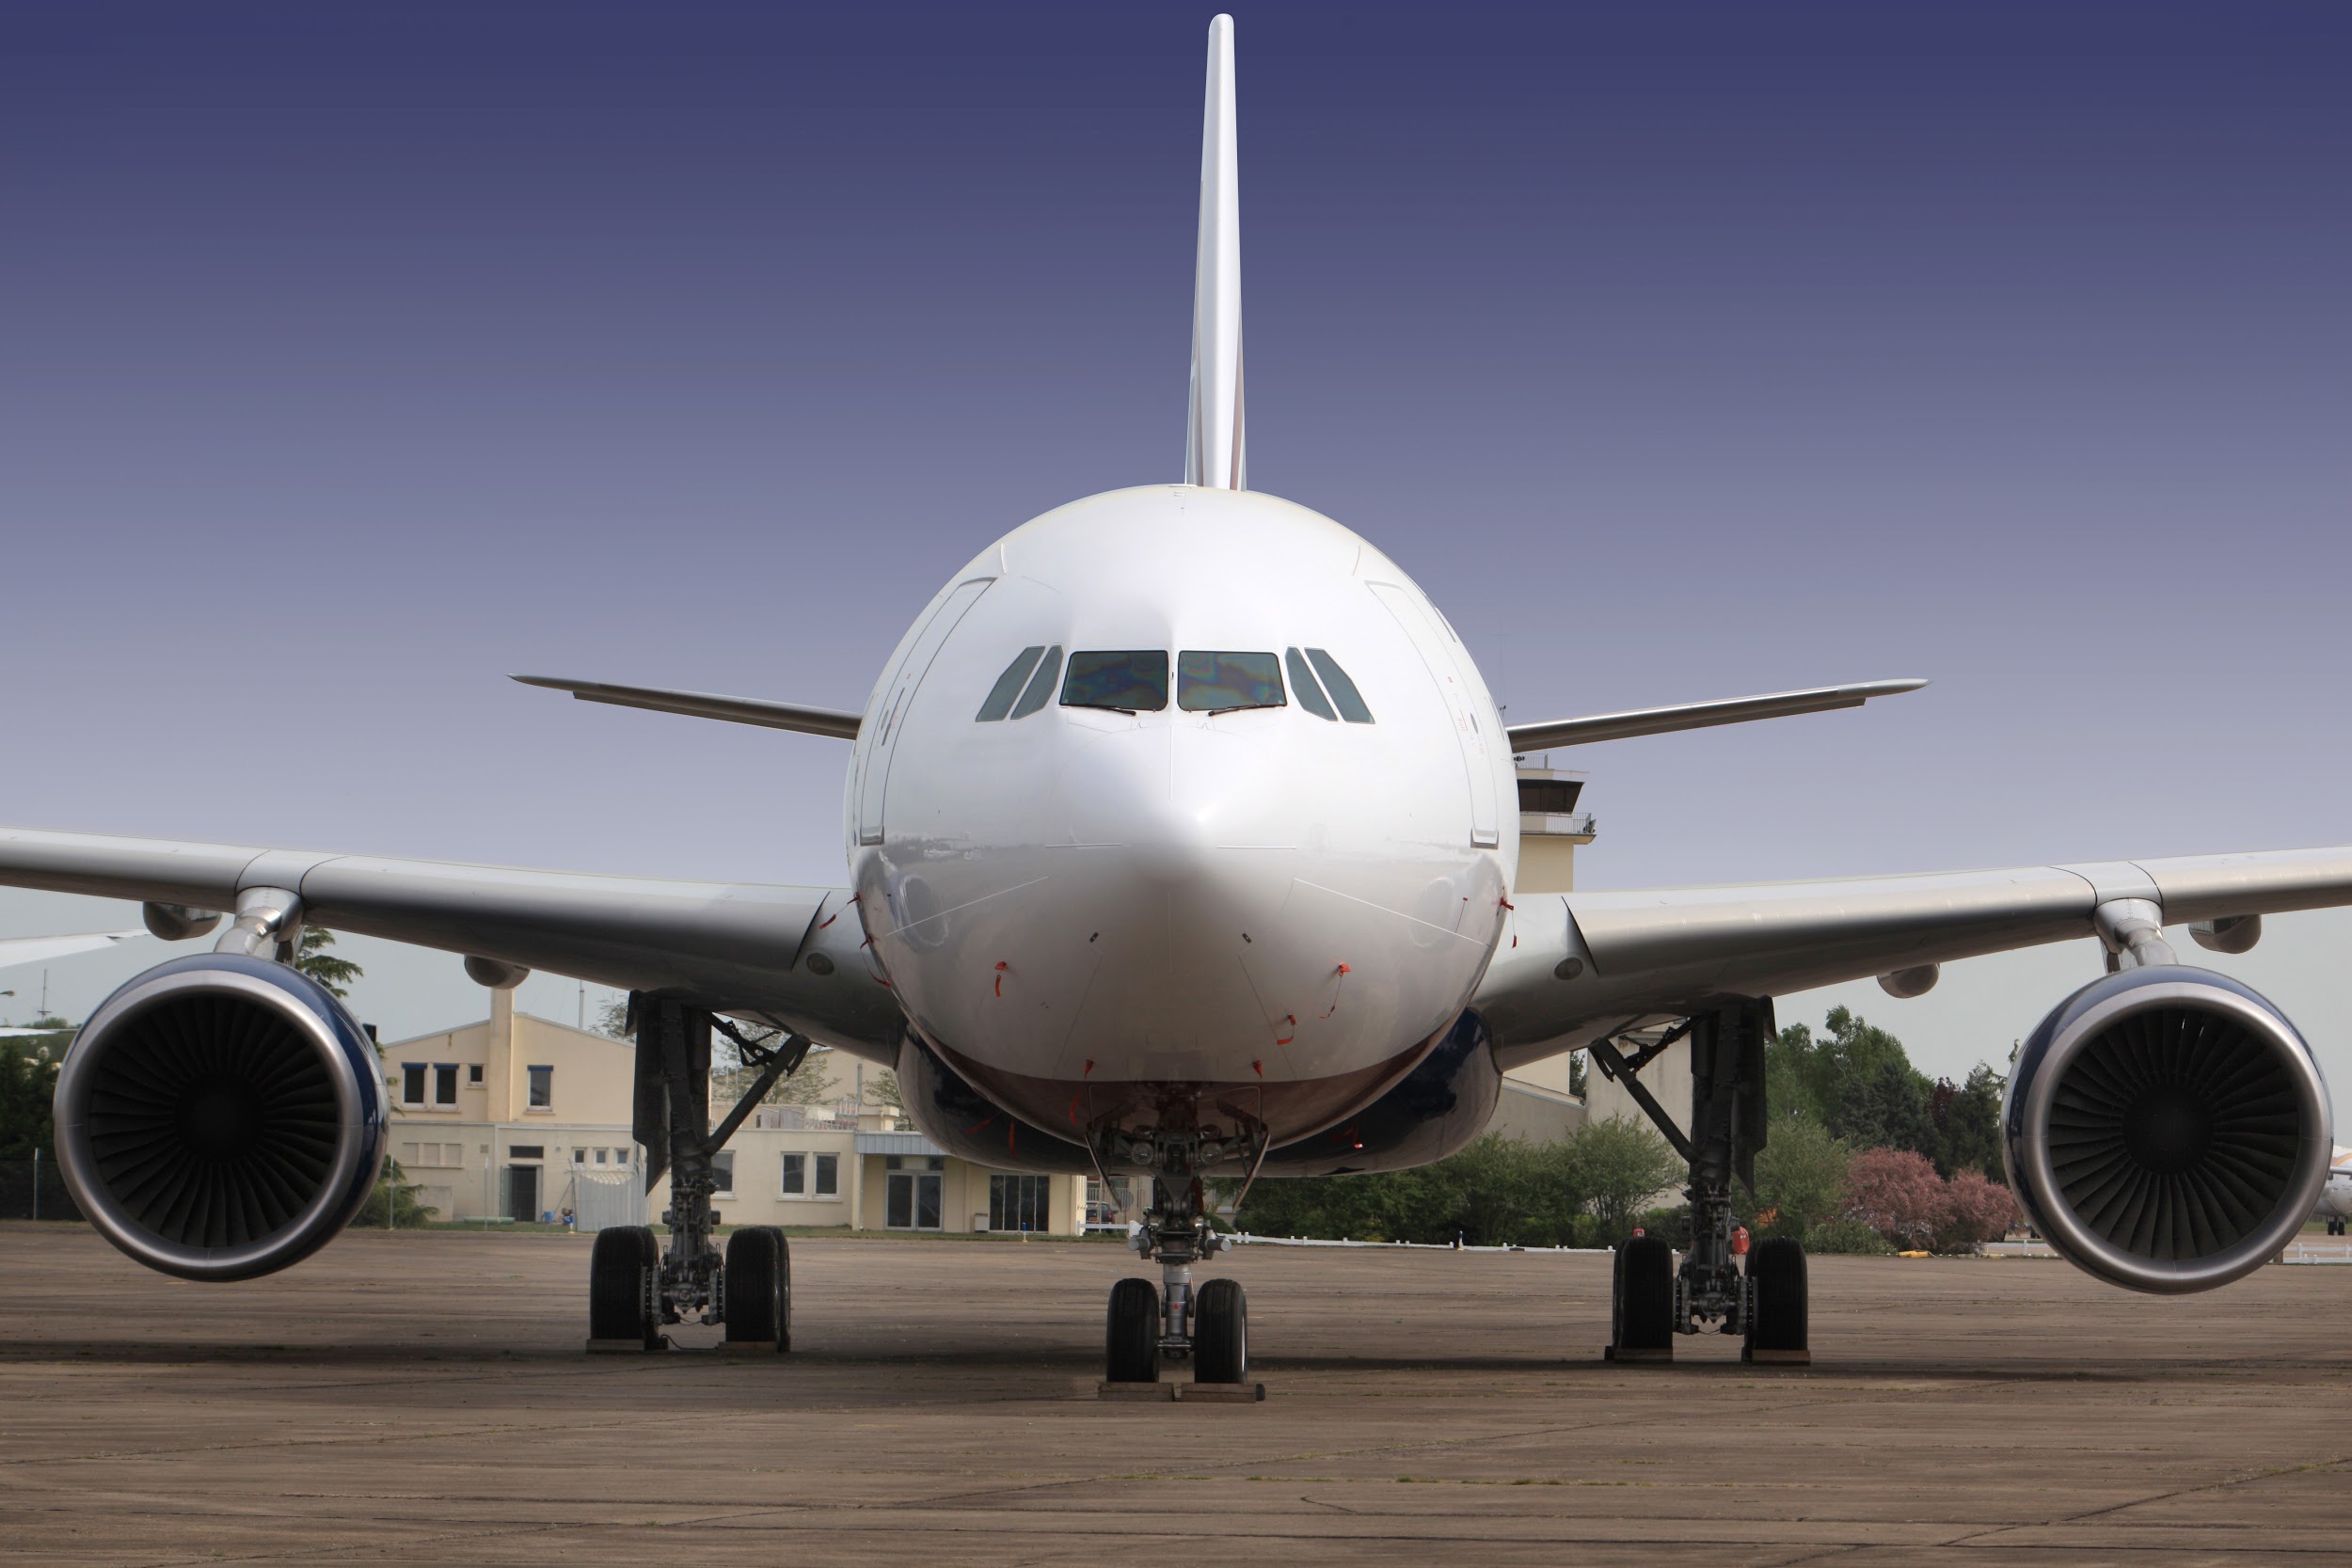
0,929,141,973
2315,1148,2352,1236
2,17,2345,1381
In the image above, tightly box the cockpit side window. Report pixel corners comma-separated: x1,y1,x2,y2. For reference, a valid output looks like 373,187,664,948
1284,648,1336,721
976,646,1046,721
1009,645,1063,719
1178,651,1284,713
1305,649,1374,723
1062,650,1168,713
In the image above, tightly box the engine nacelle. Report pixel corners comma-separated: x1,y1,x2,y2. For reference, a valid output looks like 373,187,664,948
2005,965,2329,1293
1258,1008,1501,1177
54,955,388,1281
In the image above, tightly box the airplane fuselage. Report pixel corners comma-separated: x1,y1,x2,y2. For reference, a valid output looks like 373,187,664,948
845,485,1518,1164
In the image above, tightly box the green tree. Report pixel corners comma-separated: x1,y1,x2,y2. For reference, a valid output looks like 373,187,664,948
1751,1116,1851,1239
1836,1053,1936,1158
0,1037,68,1159
1573,1116,1684,1243
294,927,362,999
1932,1063,2006,1181
354,1157,437,1227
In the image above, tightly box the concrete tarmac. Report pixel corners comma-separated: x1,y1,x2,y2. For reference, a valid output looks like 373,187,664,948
3,1221,2348,1566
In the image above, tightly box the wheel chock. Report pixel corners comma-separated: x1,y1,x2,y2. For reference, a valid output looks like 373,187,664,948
718,1340,781,1354
1743,1347,1811,1366
1096,1381,1176,1402
585,1337,669,1354
1178,1382,1265,1402
1604,1344,1673,1363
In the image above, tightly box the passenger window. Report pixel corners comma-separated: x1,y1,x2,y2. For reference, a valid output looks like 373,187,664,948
1178,651,1284,712
977,646,1045,721
1306,649,1374,723
1061,650,1168,712
1285,648,1336,721
1009,645,1063,718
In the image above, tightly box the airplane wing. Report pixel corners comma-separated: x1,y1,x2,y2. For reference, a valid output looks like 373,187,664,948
512,675,863,739
0,928,143,972
1480,846,2352,1069
0,829,901,1060
1504,678,1926,752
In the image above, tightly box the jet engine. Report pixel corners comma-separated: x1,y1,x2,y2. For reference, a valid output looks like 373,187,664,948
1258,1008,1502,1177
53,955,387,1281
2005,965,2329,1293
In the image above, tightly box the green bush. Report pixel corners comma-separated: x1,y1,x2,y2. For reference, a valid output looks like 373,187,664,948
354,1158,437,1227
1234,1121,1682,1248
1803,1217,1894,1255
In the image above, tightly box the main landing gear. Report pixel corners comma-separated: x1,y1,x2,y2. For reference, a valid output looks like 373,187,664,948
587,996,808,1354
1092,1106,1264,1394
1592,1000,1811,1366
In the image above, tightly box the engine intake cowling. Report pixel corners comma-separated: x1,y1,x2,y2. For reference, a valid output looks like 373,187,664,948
54,955,388,1282
2005,965,2329,1293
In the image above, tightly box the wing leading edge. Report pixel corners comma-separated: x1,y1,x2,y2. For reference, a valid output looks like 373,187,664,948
0,828,902,1061
1504,678,1926,752
1479,845,2352,1070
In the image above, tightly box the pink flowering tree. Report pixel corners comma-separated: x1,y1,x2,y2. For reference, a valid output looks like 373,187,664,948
1842,1148,1952,1249
1939,1167,2021,1249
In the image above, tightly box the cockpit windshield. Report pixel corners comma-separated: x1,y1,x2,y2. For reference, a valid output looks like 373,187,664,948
1061,650,1169,713
1177,651,1284,713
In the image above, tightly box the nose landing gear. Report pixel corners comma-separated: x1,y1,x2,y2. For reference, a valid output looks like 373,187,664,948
1091,1106,1263,1395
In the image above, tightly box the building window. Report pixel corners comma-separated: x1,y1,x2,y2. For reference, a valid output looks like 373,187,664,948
527,1065,552,1110
991,1174,1053,1233
433,1064,459,1107
572,1148,586,1164
710,1151,735,1196
401,1064,426,1106
509,1146,544,1161
595,1148,609,1164
613,1148,630,1168
884,1155,902,1172
927,1157,946,1172
814,1153,838,1196
782,1153,805,1195
468,1064,484,1085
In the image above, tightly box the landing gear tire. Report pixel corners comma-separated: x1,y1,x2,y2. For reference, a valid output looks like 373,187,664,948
1193,1277,1248,1384
1743,1236,1809,1365
589,1224,662,1350
1105,1276,1161,1384
724,1225,792,1352
1607,1234,1676,1361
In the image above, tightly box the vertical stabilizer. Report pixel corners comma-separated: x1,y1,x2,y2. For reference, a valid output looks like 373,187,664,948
1184,15,1245,490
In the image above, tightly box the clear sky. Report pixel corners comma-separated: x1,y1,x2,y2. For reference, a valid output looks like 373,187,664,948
3,4,2346,1101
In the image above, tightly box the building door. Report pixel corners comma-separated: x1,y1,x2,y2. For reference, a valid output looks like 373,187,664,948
886,1171,944,1230
506,1164,540,1223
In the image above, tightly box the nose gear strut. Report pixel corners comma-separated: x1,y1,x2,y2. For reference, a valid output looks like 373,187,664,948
1089,1094,1267,1379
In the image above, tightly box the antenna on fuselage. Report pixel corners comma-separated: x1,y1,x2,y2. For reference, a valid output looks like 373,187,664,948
1184,14,1245,491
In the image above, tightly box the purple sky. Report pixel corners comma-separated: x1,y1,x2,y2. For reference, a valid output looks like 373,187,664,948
3,3,2346,1101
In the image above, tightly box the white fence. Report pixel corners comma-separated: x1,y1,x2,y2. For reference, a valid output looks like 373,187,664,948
570,1171,649,1234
